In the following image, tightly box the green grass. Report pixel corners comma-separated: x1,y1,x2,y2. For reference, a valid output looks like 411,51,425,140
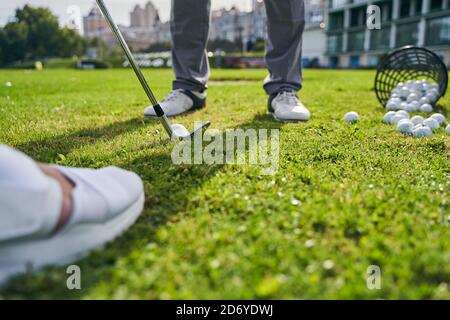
0,68,449,299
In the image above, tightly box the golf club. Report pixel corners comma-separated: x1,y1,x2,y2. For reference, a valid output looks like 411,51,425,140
96,0,210,141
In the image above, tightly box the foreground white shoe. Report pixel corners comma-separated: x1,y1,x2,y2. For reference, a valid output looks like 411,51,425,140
0,149,144,285
269,90,310,122
144,89,206,117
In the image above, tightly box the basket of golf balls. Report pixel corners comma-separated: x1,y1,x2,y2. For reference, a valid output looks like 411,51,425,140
374,46,449,137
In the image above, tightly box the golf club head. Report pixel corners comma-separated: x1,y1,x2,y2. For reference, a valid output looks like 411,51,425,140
189,121,211,139
170,121,211,141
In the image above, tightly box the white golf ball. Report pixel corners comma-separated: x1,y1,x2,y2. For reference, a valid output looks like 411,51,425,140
413,125,432,138
391,93,400,99
390,114,407,125
396,82,405,89
383,111,396,123
430,113,446,125
399,86,410,98
409,101,420,112
399,102,409,110
396,110,409,118
4,82,12,87
419,97,430,105
386,100,400,110
410,115,425,126
344,112,360,124
407,93,419,102
406,80,414,88
420,104,433,113
445,124,450,133
397,120,414,134
170,124,190,140
423,118,440,130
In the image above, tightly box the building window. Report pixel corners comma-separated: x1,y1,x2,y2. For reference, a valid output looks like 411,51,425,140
348,30,365,52
430,0,444,11
396,22,419,46
370,26,391,50
399,0,423,17
350,6,366,27
426,16,450,46
327,34,343,53
399,0,411,18
329,11,344,30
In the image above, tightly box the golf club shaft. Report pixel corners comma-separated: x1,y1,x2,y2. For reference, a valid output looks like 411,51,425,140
95,0,173,138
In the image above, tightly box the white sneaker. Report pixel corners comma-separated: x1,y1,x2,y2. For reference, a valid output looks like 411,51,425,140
144,89,206,117
0,148,144,285
269,90,310,122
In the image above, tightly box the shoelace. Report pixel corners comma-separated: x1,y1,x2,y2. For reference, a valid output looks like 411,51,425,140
276,91,299,105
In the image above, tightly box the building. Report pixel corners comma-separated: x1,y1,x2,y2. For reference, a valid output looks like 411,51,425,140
325,0,450,68
130,2,159,29
82,6,109,38
83,1,168,52
209,0,327,66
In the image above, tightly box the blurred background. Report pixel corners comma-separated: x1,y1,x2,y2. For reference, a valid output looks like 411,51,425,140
0,0,449,70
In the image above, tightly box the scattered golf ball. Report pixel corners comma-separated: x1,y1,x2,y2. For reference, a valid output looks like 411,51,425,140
397,119,414,134
396,110,409,118
383,111,396,123
445,124,450,133
410,115,424,126
390,114,407,125
419,104,433,113
344,112,360,124
430,113,446,125
5,82,12,87
423,117,440,130
386,100,400,111
412,125,432,138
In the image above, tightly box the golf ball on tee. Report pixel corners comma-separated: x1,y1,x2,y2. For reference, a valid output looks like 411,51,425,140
344,112,360,124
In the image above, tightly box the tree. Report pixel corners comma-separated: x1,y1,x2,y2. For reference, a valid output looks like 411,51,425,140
0,5,87,65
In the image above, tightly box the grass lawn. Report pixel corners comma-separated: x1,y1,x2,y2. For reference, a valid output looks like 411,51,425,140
0,68,449,299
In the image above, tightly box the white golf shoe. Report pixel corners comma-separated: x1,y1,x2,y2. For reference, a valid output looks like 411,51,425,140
269,90,310,122
0,146,144,285
144,89,206,117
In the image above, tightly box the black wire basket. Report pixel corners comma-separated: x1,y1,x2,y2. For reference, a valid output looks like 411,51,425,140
374,46,448,107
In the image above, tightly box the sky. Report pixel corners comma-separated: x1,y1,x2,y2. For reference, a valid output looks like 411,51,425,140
0,0,252,27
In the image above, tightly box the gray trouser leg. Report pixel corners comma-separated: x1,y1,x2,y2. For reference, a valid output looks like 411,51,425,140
263,0,305,95
171,0,210,92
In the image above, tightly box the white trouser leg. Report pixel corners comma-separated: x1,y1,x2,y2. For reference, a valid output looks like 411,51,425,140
0,145,61,242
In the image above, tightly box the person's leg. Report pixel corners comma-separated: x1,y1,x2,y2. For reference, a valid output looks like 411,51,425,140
171,0,211,92
0,145,144,285
263,0,310,122
144,0,210,118
263,0,305,95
